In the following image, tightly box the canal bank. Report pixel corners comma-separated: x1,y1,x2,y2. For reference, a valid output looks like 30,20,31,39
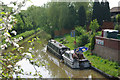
54,34,120,79
1,29,51,54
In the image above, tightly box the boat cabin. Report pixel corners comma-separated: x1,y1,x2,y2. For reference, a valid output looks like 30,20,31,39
47,39,70,59
62,50,91,69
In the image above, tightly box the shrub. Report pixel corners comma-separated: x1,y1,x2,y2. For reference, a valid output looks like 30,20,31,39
75,26,86,36
114,24,120,34
90,33,95,51
89,19,99,33
77,34,89,47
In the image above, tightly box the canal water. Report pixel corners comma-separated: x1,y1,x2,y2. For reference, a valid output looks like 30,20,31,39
13,35,108,79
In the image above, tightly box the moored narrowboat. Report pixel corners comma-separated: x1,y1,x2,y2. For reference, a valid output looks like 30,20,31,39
62,49,91,69
47,39,70,59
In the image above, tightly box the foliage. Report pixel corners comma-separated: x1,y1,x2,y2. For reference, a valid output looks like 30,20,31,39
13,30,35,39
75,26,89,47
90,33,95,51
114,24,120,34
13,2,92,37
0,0,43,78
77,34,89,47
78,6,86,26
116,14,120,22
75,26,87,36
89,19,99,33
92,0,111,25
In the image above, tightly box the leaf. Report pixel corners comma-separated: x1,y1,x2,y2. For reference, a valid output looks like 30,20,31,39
28,41,31,43
32,47,34,49
37,40,41,44
36,37,39,40
39,74,42,78
28,0,33,3
30,72,32,75
1,12,5,15
0,19,2,21
0,60,3,63
30,58,34,61
32,55,35,57
13,2,16,5
12,48,16,51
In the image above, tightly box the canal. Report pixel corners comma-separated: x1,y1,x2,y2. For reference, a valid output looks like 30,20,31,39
12,33,108,79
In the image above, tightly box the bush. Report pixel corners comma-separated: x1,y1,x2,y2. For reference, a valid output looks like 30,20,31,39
77,34,89,47
90,33,95,51
75,26,86,36
114,24,120,34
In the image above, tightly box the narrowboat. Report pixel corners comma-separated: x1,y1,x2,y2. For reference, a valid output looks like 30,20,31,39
62,50,91,69
47,39,70,59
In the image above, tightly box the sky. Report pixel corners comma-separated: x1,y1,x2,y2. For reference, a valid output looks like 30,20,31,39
1,0,120,10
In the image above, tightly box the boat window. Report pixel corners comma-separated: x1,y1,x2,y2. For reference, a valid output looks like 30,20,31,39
65,53,70,58
62,48,69,51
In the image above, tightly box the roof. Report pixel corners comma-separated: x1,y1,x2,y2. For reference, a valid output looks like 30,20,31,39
50,39,67,49
66,50,74,54
103,29,118,32
110,7,120,13
101,21,114,29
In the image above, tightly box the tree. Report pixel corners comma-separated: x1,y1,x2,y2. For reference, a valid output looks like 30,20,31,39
104,0,111,21
0,1,43,78
89,19,99,33
64,3,76,30
90,33,95,51
78,6,86,26
92,0,103,25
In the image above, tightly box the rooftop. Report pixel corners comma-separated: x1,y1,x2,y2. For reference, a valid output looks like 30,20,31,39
110,7,120,13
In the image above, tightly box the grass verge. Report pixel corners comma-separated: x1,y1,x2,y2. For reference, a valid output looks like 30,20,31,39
4,28,42,53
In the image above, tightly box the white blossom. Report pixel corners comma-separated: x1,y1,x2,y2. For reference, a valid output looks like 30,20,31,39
11,30,17,35
1,23,6,27
23,52,32,59
19,37,23,40
1,45,5,50
29,48,34,53
13,42,19,48
14,38,19,43
1,44,7,50
4,44,7,48
7,65,12,68
5,37,10,42
3,32,11,37
18,47,24,51
8,24,13,30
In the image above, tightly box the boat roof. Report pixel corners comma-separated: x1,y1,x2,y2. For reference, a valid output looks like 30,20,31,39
65,50,74,54
103,29,118,32
49,39,68,49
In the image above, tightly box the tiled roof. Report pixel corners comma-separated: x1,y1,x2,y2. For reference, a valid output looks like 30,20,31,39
101,21,114,29
110,7,120,13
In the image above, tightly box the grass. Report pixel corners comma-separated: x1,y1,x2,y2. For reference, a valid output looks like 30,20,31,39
12,28,41,39
54,33,120,77
4,28,42,53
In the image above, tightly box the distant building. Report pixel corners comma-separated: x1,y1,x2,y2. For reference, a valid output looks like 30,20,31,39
110,7,120,19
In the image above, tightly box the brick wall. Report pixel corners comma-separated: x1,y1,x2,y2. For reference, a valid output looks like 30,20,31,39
93,36,120,62
54,28,72,36
95,36,120,50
